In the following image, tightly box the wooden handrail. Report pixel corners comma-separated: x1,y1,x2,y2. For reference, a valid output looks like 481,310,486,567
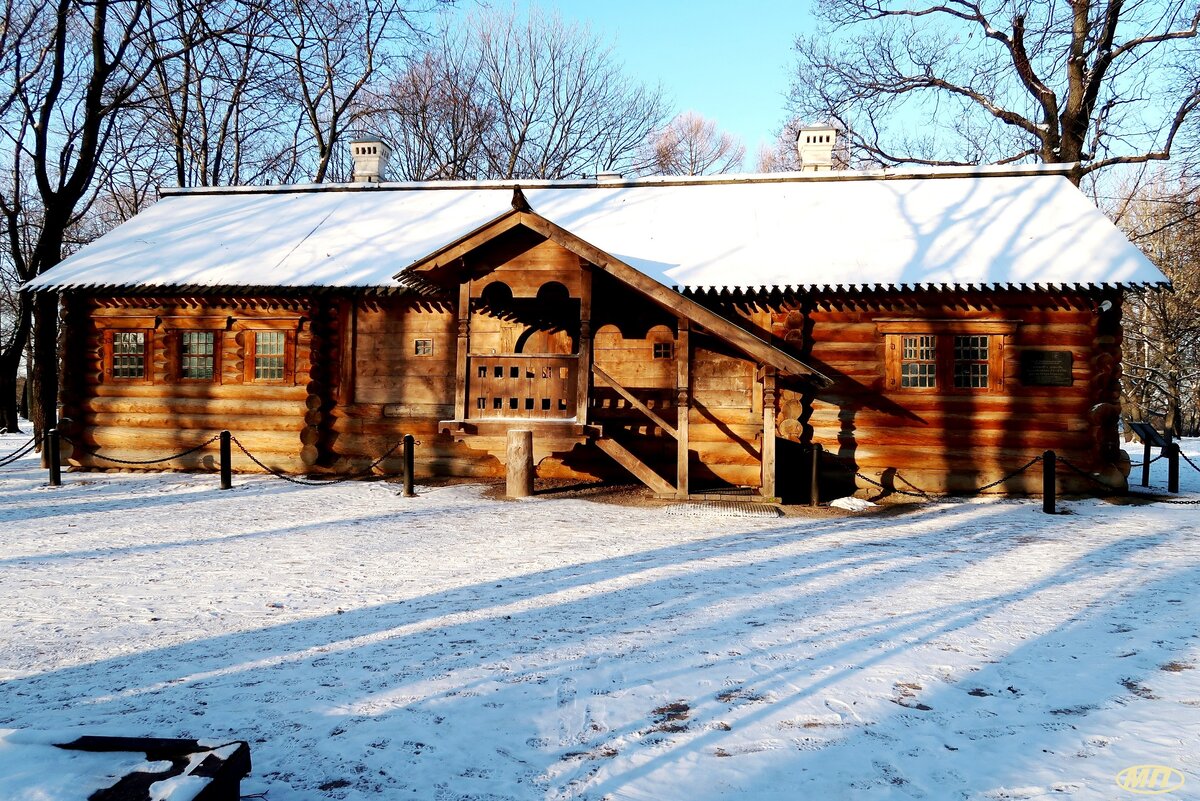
591,363,678,439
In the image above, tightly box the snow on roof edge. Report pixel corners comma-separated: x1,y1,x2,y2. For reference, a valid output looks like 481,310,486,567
159,163,1079,197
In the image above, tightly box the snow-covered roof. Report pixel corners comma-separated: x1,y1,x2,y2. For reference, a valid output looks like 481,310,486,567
24,164,1168,293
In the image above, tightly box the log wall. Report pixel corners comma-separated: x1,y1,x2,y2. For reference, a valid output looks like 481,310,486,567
62,296,318,472
735,288,1127,496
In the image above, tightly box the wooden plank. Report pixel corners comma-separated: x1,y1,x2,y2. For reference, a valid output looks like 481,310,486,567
592,364,677,438
577,262,593,424
595,436,675,495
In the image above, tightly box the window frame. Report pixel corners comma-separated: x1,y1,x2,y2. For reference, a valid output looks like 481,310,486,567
103,329,154,384
414,338,434,357
245,329,295,384
178,329,221,383
878,320,1013,393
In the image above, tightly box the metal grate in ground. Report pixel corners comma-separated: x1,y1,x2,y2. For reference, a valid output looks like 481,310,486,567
664,501,784,518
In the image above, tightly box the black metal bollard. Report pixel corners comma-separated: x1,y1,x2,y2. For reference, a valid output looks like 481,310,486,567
810,443,822,507
1042,450,1056,514
220,430,232,490
403,434,415,497
1168,442,1180,494
47,428,61,487
1141,438,1152,488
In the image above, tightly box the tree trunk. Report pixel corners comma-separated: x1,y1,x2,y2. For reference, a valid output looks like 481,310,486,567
0,291,33,434
30,292,60,462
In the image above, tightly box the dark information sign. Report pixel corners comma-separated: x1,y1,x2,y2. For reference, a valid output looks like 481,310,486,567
1019,350,1074,386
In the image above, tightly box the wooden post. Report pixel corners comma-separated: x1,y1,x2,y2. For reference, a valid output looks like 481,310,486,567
219,430,232,490
1168,442,1179,494
403,434,415,497
454,278,471,422
1141,438,1151,487
576,262,592,423
506,429,534,498
810,443,821,507
761,366,777,500
47,428,61,487
1042,450,1056,514
675,319,690,499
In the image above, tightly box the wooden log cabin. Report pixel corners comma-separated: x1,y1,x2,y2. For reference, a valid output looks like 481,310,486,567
25,149,1167,499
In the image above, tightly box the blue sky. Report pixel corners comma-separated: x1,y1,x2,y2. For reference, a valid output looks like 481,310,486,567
463,1,819,156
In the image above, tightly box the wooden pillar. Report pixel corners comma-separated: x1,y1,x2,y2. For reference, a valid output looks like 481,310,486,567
576,262,593,423
761,366,777,499
506,429,534,497
454,279,471,421
676,319,690,498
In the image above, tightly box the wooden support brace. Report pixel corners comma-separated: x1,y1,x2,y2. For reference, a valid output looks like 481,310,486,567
592,364,677,438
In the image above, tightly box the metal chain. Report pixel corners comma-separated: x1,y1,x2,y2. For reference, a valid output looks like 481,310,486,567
0,437,38,467
1128,453,1165,468
60,433,221,465
1056,455,1125,496
1179,447,1200,474
229,434,406,486
821,451,1042,500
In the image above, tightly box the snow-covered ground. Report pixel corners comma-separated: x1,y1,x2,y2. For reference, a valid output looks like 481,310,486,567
1,428,1198,800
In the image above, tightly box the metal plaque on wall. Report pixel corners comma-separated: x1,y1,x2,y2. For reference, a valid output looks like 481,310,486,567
1019,350,1074,386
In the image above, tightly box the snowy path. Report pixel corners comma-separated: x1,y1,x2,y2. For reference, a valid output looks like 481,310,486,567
1,431,1198,800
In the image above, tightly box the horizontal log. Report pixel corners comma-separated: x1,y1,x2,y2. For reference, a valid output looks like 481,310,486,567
90,383,307,400
70,452,307,474
803,427,1093,450
85,411,308,432
81,395,307,417
78,426,301,454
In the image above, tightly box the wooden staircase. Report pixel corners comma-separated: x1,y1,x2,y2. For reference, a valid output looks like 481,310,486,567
593,435,675,496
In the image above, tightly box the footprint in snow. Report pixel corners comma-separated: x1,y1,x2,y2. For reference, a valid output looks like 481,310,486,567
825,698,863,724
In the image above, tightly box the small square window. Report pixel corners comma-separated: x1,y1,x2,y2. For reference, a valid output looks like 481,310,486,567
111,331,147,380
414,339,433,356
653,342,674,359
180,331,217,381
253,331,287,381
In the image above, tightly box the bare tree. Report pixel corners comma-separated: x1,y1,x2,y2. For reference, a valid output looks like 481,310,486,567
270,0,434,183
646,111,746,176
1117,176,1200,436
787,0,1200,183
358,27,495,181
0,0,233,438
359,5,668,180
472,6,668,179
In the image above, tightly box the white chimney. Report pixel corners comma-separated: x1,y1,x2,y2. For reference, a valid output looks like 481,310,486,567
350,138,392,183
796,125,837,172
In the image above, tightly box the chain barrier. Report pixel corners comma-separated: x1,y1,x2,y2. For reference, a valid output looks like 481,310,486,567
1128,453,1165,468
0,436,38,467
1179,447,1200,474
820,450,1043,500
1056,455,1125,496
60,433,222,466
229,434,407,486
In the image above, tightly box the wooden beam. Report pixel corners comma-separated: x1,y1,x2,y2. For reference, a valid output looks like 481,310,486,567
595,436,675,496
454,278,470,421
676,319,690,499
761,365,777,499
411,211,524,272
514,212,828,383
577,261,593,424
592,364,677,438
